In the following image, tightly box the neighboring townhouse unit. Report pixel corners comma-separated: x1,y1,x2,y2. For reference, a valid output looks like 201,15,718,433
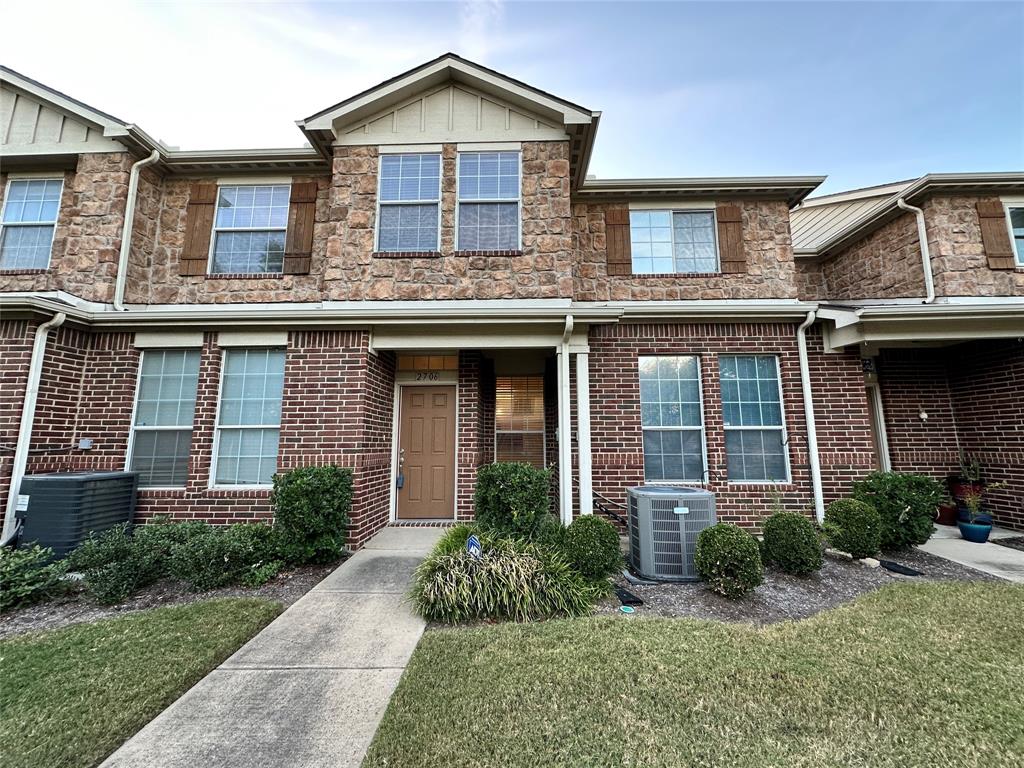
2,54,1021,548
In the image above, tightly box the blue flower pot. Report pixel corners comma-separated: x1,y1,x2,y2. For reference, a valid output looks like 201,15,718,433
958,521,992,544
957,509,992,525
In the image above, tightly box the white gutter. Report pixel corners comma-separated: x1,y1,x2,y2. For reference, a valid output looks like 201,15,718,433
796,310,825,524
557,315,574,525
3,312,66,543
895,198,935,304
113,150,161,311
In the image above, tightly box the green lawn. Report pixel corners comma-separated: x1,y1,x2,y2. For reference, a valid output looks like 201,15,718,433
366,583,1024,768
0,598,281,768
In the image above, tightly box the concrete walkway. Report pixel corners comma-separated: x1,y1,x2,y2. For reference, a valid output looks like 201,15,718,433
918,524,1024,583
102,527,444,768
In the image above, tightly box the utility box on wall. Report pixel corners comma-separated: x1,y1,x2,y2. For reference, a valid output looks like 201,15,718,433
16,471,139,558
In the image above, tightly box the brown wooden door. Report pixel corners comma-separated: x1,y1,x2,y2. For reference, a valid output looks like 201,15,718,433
397,386,456,519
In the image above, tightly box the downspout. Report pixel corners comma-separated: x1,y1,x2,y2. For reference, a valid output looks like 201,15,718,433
113,149,160,311
896,198,935,304
557,315,574,525
2,312,66,544
796,310,825,524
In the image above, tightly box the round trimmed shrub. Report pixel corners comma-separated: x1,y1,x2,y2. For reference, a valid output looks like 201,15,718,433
272,465,352,565
694,523,762,598
852,471,942,550
823,499,881,559
474,462,551,538
762,512,823,575
562,515,622,581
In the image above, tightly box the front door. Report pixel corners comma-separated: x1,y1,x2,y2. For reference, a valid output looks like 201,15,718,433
397,385,456,519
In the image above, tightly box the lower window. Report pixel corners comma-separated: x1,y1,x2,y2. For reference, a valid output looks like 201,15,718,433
494,376,545,468
720,355,788,482
213,348,285,485
128,349,201,487
638,356,706,482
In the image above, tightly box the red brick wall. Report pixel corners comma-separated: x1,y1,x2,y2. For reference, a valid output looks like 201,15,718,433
350,347,396,547
0,319,35,530
456,351,482,521
585,322,876,529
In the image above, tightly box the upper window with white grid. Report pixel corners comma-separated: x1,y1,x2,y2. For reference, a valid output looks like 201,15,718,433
376,153,441,252
0,178,63,270
629,210,719,274
457,151,520,251
210,184,290,274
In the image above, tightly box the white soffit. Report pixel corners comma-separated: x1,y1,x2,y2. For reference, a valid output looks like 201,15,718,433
134,331,204,348
217,330,289,347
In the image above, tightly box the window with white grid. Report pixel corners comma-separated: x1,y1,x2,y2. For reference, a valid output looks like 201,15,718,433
629,210,718,274
210,184,290,274
720,355,789,482
495,376,546,468
638,356,706,482
213,348,285,486
0,178,63,270
1009,206,1024,265
128,349,201,487
457,151,520,250
376,153,441,251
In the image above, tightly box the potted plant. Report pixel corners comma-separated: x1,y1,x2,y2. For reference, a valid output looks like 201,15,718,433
956,482,1003,544
935,494,958,526
949,453,983,510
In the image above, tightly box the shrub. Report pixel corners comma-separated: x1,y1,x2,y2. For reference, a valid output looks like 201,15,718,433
762,512,823,576
272,465,352,565
0,545,67,611
852,472,943,550
410,536,596,623
133,519,212,566
694,523,763,598
474,462,551,537
66,525,163,605
824,499,882,559
224,523,282,587
561,515,622,582
168,530,245,592
533,515,567,550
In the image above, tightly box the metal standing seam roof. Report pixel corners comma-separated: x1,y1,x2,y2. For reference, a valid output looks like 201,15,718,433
789,181,913,253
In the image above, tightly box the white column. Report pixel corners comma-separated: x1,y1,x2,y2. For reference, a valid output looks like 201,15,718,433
556,346,573,525
575,352,593,516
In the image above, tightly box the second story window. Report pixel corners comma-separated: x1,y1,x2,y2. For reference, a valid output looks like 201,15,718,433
629,210,718,274
457,151,520,251
0,178,63,270
1009,206,1024,265
377,153,441,252
210,184,290,274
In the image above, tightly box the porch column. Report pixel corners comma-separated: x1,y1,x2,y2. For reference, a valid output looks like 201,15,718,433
575,352,593,516
556,346,572,525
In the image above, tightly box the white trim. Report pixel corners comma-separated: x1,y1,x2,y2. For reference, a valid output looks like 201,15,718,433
866,381,892,472
4,171,68,180
134,331,204,348
627,207,721,275
455,149,523,251
217,330,288,347
721,354,793,485
207,182,291,275
638,355,710,485
576,352,593,515
391,381,459,521
456,141,522,151
378,144,443,154
215,175,294,186
0,176,64,271
629,199,716,211
373,151,443,253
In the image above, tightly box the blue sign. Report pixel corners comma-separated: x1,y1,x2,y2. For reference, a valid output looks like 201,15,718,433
467,534,482,559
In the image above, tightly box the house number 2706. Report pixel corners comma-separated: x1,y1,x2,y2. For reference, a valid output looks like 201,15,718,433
415,372,441,381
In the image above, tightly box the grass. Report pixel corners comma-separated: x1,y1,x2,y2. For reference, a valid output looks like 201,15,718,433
365,582,1024,768
0,598,281,768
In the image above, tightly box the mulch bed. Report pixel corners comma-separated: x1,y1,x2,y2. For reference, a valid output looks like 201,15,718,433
596,548,999,624
0,561,340,640
993,536,1024,553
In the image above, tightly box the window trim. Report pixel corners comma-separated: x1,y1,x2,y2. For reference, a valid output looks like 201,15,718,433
1001,198,1024,266
493,375,547,469
720,354,792,485
638,355,709,485
0,176,64,271
125,348,201,490
209,347,286,489
374,152,443,253
207,182,292,275
628,208,721,275
455,150,523,252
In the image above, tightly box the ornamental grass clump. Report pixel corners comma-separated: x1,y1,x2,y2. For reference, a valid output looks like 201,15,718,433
694,523,763,598
761,511,823,576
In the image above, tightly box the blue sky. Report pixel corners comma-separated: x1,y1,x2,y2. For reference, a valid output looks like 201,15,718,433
4,1,1022,194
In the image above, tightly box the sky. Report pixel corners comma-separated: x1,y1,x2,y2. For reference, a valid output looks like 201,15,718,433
3,0,1022,195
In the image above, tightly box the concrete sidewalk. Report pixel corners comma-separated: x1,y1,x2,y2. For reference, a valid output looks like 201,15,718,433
918,524,1024,583
101,527,443,768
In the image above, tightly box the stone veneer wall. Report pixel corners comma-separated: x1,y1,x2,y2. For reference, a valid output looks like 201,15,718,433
0,153,132,303
571,200,798,301
322,141,574,300
794,259,828,301
820,211,926,300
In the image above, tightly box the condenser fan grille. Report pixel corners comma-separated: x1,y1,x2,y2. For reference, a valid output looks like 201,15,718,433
626,486,716,581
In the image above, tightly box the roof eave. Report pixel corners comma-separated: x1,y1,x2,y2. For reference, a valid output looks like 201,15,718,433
574,176,826,206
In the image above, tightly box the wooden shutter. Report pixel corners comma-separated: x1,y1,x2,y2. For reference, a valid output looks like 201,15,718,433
180,183,217,276
284,181,318,275
605,207,632,276
716,203,745,274
976,201,1016,270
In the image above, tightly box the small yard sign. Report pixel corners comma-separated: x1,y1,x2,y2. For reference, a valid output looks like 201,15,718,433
467,534,482,559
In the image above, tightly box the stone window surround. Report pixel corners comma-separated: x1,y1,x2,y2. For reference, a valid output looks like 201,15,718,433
455,149,523,252
374,152,443,254
208,182,291,276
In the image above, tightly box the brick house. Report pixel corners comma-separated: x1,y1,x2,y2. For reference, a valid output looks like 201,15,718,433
1,55,1021,548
